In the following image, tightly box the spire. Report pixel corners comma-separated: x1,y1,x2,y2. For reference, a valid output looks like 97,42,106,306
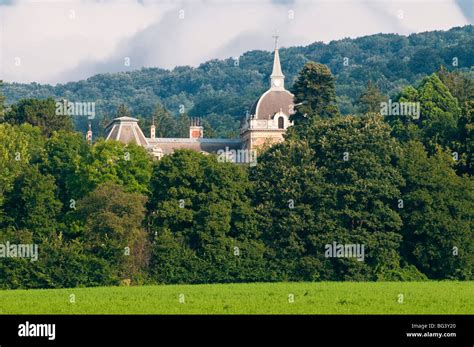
150,116,156,139
270,34,284,90
271,48,284,77
86,122,92,144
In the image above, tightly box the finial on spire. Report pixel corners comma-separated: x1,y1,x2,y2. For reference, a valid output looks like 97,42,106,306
270,32,284,89
150,116,156,139
86,121,93,144
272,32,279,50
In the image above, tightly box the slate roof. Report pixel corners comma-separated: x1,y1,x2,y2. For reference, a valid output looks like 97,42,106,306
104,117,149,147
147,138,242,155
249,90,294,120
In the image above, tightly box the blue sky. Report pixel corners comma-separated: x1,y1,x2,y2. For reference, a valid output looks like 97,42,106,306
0,0,472,84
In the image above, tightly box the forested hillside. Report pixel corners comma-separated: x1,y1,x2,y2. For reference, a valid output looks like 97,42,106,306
1,40,473,288
2,25,474,137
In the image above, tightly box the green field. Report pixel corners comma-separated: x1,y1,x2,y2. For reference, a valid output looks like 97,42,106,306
0,282,472,314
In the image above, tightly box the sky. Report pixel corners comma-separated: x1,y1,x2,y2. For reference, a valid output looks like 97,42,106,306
0,0,472,84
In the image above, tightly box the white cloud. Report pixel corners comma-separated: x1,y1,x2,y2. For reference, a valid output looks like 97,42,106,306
0,0,470,84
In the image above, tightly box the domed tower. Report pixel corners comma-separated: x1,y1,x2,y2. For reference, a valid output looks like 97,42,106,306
240,35,294,151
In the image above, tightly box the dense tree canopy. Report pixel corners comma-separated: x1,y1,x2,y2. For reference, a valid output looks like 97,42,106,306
437,67,474,175
0,31,472,288
148,150,267,283
151,103,175,138
4,98,74,137
397,141,474,279
41,131,92,207
116,104,132,118
387,73,462,151
3,25,473,137
3,165,62,238
357,81,387,114
84,140,152,195
0,81,5,118
291,61,339,122
252,114,411,281
0,124,44,224
74,182,149,281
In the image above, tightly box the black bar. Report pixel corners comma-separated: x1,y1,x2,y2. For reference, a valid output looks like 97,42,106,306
0,315,472,346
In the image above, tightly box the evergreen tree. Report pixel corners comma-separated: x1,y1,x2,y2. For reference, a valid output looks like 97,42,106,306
290,62,339,122
357,81,386,114
175,113,190,138
116,104,132,118
417,74,461,150
291,62,338,120
152,103,176,138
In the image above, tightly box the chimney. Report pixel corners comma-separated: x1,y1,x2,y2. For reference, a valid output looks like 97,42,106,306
189,117,203,139
86,122,92,144
150,116,156,139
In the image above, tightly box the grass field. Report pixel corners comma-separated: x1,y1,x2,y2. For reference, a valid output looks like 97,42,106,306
0,282,472,314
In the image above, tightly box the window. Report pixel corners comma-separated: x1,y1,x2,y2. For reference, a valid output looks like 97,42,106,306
278,116,284,129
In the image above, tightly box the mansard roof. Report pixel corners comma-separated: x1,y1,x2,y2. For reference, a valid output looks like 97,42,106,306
104,116,148,147
147,138,242,155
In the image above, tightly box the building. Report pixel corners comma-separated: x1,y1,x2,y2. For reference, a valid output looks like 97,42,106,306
240,37,294,150
102,38,294,161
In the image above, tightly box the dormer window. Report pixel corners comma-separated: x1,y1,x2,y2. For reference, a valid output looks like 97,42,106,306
278,116,284,129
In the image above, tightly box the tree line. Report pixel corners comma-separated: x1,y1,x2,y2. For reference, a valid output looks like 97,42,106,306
0,60,472,288
2,25,473,138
